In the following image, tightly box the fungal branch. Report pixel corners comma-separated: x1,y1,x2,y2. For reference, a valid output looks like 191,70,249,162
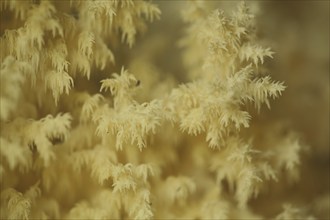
173,2,285,149
95,67,163,151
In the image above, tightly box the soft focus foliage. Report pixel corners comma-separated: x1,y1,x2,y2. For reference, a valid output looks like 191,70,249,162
0,0,328,219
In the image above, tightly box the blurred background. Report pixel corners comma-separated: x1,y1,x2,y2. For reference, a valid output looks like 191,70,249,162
256,1,329,217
